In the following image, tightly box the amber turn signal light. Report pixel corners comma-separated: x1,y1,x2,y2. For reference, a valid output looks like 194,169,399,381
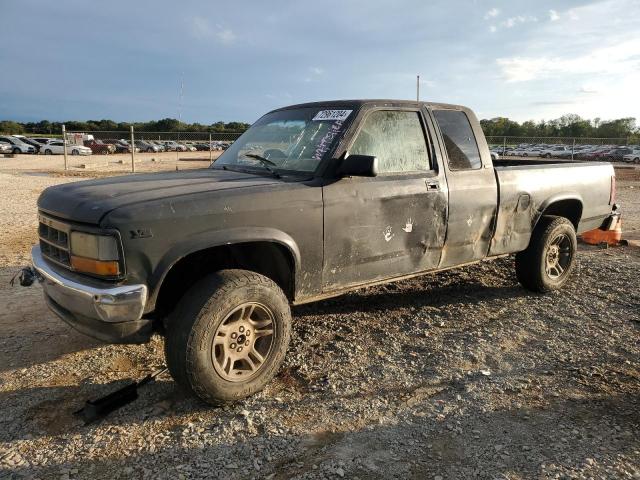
71,256,120,276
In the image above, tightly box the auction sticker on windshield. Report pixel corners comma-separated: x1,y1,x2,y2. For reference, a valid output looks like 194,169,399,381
312,110,353,121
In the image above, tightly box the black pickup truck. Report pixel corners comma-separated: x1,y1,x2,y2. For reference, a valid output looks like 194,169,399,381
30,100,619,404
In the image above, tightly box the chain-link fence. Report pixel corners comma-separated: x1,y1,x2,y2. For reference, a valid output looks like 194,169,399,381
60,127,242,171
485,136,638,161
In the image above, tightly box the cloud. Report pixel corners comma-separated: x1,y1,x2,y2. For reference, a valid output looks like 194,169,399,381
501,15,538,29
579,85,599,94
496,38,640,82
215,26,236,44
484,8,500,20
189,17,236,45
489,25,497,33
549,9,560,21
530,100,577,106
304,66,325,82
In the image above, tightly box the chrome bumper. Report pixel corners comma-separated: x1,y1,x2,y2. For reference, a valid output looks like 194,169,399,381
31,245,152,343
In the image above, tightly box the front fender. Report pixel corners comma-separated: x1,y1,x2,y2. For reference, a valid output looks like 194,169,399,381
145,227,301,312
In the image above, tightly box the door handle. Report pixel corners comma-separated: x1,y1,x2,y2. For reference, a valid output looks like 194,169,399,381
426,181,439,191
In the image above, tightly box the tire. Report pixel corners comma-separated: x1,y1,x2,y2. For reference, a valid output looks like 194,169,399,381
45,149,52,155
634,158,640,164
515,216,577,293
164,269,292,405
12,147,20,154
71,149,79,156
544,153,551,158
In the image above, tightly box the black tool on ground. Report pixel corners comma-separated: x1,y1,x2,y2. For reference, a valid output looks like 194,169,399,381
74,367,168,424
10,266,37,287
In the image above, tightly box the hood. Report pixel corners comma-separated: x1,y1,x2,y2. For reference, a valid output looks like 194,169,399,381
38,168,283,224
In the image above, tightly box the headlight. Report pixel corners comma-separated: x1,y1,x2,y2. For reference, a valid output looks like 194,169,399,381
70,232,121,276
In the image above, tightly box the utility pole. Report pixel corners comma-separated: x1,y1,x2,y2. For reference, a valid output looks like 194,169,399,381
416,75,420,102
209,132,213,164
130,125,136,173
62,124,68,171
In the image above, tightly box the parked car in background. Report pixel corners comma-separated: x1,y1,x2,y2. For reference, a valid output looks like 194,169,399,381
582,148,611,161
183,143,197,152
84,139,116,154
163,141,187,152
42,141,92,156
103,139,138,154
13,136,43,153
623,150,640,164
538,146,570,158
149,141,166,151
0,136,36,154
134,140,161,153
0,141,12,154
604,147,634,162
30,138,54,146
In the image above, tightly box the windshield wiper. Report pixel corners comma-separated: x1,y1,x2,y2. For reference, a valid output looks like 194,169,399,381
241,153,281,178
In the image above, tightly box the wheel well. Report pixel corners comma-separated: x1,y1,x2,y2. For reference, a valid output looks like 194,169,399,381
153,242,295,319
538,199,583,229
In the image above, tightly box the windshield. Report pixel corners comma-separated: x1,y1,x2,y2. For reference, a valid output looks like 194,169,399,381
213,107,353,174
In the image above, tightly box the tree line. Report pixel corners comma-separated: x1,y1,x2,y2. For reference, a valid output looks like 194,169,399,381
0,118,250,135
480,114,638,140
1,114,639,141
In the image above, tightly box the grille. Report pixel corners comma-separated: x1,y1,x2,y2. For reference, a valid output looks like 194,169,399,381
39,215,71,268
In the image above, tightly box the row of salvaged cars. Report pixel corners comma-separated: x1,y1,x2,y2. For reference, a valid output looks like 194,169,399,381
490,143,640,163
0,134,231,156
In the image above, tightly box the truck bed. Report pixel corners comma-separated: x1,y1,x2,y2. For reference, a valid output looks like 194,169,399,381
494,158,586,167
488,160,614,256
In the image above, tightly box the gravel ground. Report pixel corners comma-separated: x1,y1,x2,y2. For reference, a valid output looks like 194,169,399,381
0,164,638,480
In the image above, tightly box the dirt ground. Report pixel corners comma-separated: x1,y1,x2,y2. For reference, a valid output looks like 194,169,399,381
0,158,638,480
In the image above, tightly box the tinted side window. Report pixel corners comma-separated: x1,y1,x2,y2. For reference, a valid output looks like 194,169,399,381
433,110,482,170
350,110,429,173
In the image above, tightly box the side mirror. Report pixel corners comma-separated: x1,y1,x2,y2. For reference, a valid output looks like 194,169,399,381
337,154,378,177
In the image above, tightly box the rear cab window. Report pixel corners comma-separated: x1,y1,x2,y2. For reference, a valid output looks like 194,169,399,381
433,109,482,170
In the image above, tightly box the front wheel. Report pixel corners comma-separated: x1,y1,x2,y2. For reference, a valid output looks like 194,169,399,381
164,269,292,405
515,216,577,293
44,149,52,155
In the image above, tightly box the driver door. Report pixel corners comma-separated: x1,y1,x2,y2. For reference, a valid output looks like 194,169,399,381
322,109,448,290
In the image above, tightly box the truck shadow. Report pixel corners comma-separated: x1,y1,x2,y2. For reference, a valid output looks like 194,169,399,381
293,271,527,319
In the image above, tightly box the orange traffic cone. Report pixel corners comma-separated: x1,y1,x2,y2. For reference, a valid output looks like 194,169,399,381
580,216,622,246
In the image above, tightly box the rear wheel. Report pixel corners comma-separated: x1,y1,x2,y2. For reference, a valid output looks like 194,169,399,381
515,216,577,293
634,157,640,164
164,269,292,405
44,149,52,155
71,149,79,155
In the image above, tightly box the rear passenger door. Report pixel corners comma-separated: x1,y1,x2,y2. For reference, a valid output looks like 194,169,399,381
322,108,448,290
430,108,498,267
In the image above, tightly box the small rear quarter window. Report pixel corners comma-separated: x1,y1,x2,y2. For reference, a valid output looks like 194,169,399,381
433,109,482,170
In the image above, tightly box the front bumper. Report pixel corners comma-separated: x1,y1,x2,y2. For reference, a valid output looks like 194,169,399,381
31,245,152,344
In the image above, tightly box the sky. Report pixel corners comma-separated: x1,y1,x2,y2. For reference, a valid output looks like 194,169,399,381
1,0,639,124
